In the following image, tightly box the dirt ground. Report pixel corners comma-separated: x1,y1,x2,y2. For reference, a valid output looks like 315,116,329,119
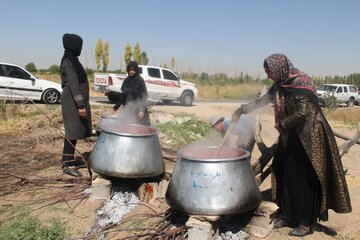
0,101,359,239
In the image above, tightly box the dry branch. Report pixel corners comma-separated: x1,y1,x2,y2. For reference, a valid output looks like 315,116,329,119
338,123,360,157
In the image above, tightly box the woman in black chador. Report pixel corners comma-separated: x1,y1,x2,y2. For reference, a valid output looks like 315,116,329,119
60,33,92,177
112,61,150,126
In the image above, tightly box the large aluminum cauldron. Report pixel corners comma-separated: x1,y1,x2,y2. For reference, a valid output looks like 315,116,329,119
166,145,261,215
95,112,122,133
89,123,164,178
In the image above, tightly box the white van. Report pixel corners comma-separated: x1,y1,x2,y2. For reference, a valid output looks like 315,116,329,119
93,65,198,106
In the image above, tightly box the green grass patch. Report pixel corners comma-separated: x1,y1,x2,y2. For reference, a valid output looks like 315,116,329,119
0,208,70,240
154,114,211,150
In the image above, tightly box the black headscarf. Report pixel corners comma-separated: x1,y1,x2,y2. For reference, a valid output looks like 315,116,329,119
60,33,87,86
121,61,148,104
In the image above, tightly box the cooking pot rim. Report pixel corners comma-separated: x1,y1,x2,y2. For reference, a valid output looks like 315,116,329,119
102,123,158,137
101,113,120,119
177,145,250,162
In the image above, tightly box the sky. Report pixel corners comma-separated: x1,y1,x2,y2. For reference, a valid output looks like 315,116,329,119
1,0,360,78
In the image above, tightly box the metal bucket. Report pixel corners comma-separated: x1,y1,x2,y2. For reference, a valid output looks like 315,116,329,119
89,123,165,178
165,145,261,215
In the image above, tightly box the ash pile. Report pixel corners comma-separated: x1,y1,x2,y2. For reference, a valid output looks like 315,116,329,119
86,184,140,237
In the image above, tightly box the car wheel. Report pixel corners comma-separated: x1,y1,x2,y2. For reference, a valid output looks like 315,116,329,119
347,98,354,107
42,89,60,104
180,91,194,106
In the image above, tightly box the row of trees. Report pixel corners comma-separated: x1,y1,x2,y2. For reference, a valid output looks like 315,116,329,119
95,39,150,72
24,60,360,88
24,37,360,87
94,39,177,72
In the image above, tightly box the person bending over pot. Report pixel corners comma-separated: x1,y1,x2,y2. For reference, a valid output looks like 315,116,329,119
232,53,351,237
209,115,256,154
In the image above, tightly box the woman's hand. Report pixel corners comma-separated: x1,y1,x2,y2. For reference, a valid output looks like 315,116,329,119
231,112,240,123
78,107,86,118
232,107,243,123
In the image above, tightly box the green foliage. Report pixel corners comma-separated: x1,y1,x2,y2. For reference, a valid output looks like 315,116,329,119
133,43,141,63
48,64,60,74
314,73,360,88
95,38,110,72
86,68,94,75
0,100,7,121
154,114,211,150
322,92,338,108
95,38,103,71
0,208,69,240
124,43,132,67
140,51,149,65
179,71,272,86
103,41,110,72
347,73,360,87
25,62,37,73
170,57,176,70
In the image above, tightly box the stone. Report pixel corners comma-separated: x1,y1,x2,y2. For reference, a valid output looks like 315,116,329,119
158,179,169,199
186,215,220,240
90,175,111,200
137,182,159,202
245,201,278,238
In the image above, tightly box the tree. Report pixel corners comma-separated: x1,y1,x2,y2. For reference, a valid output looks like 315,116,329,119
124,43,132,66
95,38,103,71
102,41,110,72
133,43,141,63
140,51,149,65
95,38,110,72
347,73,360,87
25,62,37,73
48,64,60,73
170,57,176,70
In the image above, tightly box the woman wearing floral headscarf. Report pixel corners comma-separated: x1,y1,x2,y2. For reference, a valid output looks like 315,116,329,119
232,54,351,237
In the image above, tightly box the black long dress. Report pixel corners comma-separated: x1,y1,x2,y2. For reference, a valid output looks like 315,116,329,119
272,129,321,226
60,34,92,140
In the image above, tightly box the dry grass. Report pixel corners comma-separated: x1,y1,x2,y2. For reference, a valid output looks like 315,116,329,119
323,107,360,127
197,84,265,99
0,104,61,133
36,73,61,83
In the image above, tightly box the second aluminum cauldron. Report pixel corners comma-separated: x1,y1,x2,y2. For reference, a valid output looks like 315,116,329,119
89,123,164,178
95,112,122,133
165,145,262,215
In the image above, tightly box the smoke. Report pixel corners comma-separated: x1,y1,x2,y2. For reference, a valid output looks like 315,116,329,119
182,112,259,156
114,99,146,125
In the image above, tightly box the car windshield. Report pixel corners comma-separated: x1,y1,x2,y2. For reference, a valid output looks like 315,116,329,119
317,85,337,92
